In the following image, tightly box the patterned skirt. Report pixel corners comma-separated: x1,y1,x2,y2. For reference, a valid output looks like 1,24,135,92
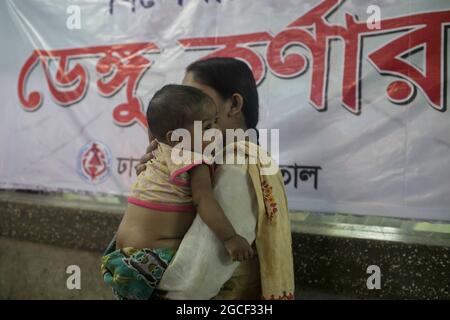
100,236,175,300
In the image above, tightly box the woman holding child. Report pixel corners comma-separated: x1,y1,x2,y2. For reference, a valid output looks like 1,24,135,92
101,57,295,300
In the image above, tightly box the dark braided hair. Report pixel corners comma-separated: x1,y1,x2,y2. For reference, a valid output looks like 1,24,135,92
186,57,260,144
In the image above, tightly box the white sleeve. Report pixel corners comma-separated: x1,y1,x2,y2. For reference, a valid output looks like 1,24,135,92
158,164,258,300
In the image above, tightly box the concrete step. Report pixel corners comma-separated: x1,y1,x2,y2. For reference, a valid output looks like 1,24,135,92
1,190,449,299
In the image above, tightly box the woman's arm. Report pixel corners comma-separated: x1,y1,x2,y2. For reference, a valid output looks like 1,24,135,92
134,139,158,176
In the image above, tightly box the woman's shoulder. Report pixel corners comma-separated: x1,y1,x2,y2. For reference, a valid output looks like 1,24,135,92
216,141,279,173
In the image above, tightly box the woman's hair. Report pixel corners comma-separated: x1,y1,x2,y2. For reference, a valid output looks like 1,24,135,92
146,84,214,141
186,57,259,130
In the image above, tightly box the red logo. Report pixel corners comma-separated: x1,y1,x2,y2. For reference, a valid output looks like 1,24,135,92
77,141,112,184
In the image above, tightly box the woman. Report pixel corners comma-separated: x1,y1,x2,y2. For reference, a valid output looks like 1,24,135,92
104,57,295,300
140,57,295,300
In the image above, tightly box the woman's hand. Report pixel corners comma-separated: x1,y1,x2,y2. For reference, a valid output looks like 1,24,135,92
134,140,158,176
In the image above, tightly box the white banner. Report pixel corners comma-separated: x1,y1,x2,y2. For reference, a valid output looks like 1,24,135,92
1,0,449,220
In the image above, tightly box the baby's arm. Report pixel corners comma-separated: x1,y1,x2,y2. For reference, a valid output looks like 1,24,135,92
190,164,254,262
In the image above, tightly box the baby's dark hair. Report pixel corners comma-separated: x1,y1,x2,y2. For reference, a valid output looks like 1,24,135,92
146,84,214,142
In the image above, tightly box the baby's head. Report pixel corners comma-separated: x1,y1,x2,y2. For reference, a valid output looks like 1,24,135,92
146,84,219,149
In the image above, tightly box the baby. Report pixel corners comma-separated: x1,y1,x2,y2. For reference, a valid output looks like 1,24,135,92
114,85,254,294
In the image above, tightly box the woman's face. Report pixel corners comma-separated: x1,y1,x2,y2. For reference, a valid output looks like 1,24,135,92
182,71,234,131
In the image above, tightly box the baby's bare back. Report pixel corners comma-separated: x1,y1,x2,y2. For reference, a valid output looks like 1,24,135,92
116,203,195,250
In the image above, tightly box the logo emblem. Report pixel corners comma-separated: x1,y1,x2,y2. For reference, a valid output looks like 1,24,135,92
77,141,112,184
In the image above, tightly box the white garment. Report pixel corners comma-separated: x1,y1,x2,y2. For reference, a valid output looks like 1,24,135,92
158,164,258,299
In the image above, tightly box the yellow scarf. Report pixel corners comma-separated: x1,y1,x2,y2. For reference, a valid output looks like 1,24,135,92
233,140,295,300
